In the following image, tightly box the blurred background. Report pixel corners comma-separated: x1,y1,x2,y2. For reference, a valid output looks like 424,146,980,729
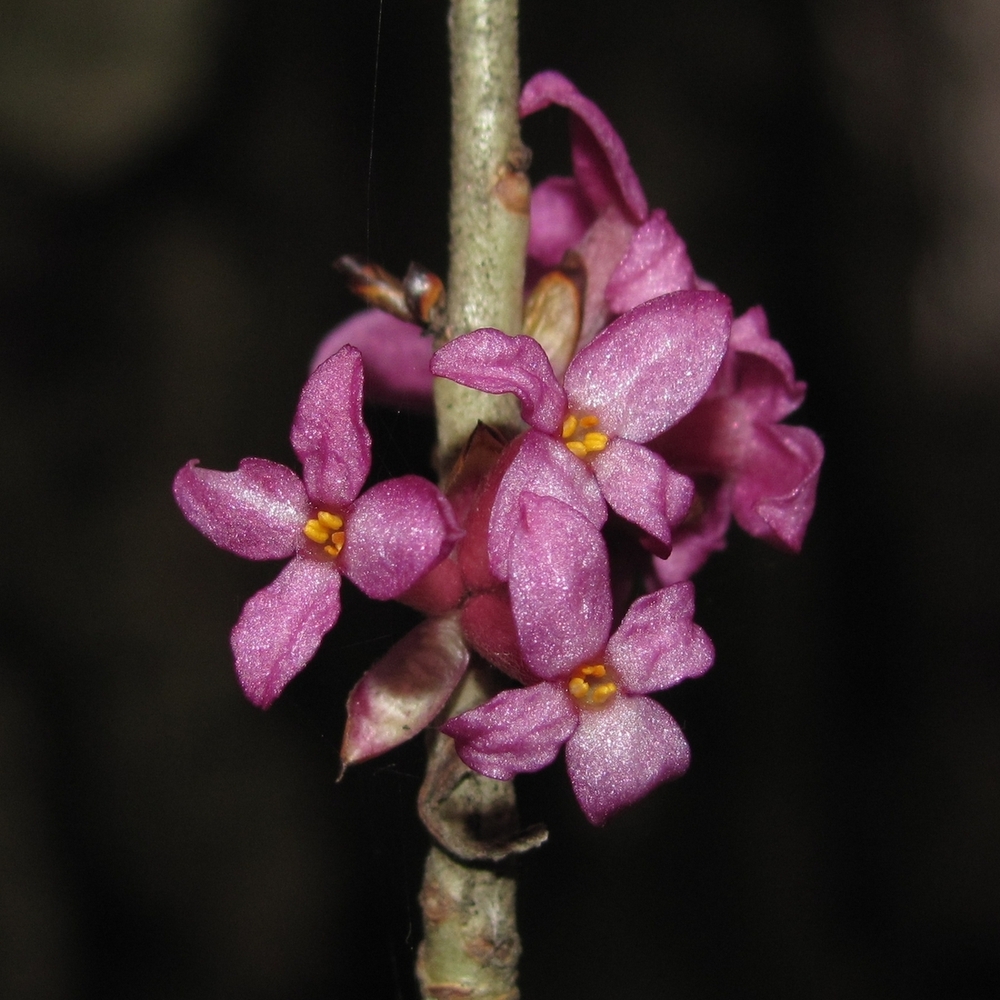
1,1,998,997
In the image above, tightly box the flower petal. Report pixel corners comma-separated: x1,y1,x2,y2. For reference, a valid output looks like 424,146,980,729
442,683,579,781
605,583,714,694
508,493,612,681
732,423,824,552
729,306,807,423
565,695,690,825
291,345,372,510
591,438,694,555
575,205,639,347
564,290,731,443
340,475,461,600
528,176,593,269
341,613,469,766
605,208,696,314
173,458,308,560
520,71,647,224
310,310,434,413
230,556,341,708
652,482,732,585
430,328,566,435
488,432,606,582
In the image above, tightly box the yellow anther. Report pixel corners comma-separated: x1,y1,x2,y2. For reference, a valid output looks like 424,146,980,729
563,413,607,459
305,511,346,556
569,663,617,706
303,520,330,544
590,683,617,705
324,531,346,558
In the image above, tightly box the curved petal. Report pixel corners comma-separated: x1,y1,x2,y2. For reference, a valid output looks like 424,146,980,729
729,306,807,423
591,438,694,554
508,493,612,681
310,310,434,413
528,176,593,269
605,208,696,314
605,583,714,694
488,432,606,581
520,71,647,224
341,475,462,600
230,556,341,708
431,328,566,435
291,345,372,510
652,483,732,585
442,683,578,781
341,613,469,766
732,423,823,552
173,458,307,560
565,695,690,825
564,290,731,443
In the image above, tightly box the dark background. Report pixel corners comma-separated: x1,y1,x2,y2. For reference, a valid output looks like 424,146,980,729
2,1,998,997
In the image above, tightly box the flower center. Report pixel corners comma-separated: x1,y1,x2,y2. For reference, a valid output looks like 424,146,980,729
567,663,617,707
562,413,608,459
302,510,346,558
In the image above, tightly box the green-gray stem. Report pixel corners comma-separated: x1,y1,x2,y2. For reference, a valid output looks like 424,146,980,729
418,2,535,999
433,0,530,470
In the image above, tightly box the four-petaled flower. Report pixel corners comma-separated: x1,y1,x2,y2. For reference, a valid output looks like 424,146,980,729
430,289,732,578
443,493,714,825
173,346,460,707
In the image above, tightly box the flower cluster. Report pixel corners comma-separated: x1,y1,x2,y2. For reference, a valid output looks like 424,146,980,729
175,72,822,824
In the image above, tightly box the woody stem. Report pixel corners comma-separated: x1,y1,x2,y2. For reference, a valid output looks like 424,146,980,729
417,2,534,1000
433,0,530,471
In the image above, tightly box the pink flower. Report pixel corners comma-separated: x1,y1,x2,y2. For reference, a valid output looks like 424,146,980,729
173,346,460,708
430,290,732,575
442,494,714,825
652,306,824,583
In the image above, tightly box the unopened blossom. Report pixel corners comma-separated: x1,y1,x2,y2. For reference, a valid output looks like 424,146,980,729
431,289,732,577
652,305,824,583
173,346,460,707
443,493,714,825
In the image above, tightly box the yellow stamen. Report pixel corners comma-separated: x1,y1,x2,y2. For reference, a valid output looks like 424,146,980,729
563,412,607,459
303,520,330,544
590,683,617,705
304,510,346,556
568,663,617,707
